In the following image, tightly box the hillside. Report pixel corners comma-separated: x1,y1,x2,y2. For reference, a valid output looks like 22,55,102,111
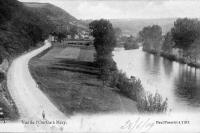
0,0,54,60
0,0,57,120
24,2,88,31
110,18,176,36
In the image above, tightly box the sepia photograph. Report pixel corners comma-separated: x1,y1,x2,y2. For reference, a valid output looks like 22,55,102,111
0,0,200,132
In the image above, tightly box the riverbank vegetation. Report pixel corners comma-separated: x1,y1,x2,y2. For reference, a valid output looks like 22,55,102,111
137,91,168,113
124,36,139,50
139,18,200,68
89,19,168,113
139,25,163,54
89,19,117,85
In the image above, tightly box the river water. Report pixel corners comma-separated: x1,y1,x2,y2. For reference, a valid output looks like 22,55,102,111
113,47,200,113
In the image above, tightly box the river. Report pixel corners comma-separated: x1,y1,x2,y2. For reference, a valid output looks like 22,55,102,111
113,47,200,113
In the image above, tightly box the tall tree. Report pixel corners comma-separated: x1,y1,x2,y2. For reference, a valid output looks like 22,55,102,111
89,19,116,60
171,18,200,50
89,19,116,85
139,25,162,52
162,32,174,54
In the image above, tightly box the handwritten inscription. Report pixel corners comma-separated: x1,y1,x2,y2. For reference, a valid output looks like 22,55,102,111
120,117,154,133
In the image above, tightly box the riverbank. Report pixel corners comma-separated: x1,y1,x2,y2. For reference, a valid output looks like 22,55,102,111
144,49,200,68
29,42,138,115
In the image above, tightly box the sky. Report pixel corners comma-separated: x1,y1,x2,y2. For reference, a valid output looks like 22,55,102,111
19,0,200,20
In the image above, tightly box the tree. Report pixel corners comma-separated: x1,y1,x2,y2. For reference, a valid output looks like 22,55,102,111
171,18,200,50
188,38,200,63
69,25,78,39
162,32,174,54
89,19,117,85
0,0,20,25
89,19,116,60
124,35,139,50
139,25,162,52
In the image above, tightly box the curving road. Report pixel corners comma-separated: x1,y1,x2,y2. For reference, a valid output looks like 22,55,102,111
7,40,66,120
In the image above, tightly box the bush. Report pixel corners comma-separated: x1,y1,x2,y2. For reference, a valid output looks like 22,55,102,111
137,91,168,113
110,71,143,100
161,53,177,61
0,55,2,64
109,71,168,113
0,72,5,82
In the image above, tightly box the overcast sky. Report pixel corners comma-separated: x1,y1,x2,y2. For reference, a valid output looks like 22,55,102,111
19,0,200,20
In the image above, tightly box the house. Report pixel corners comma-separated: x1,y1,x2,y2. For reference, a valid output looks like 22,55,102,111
49,34,55,42
74,34,79,40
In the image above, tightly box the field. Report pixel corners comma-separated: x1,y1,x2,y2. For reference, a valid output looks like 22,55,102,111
29,42,137,115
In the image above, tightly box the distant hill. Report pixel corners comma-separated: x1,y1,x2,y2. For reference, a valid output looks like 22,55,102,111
24,2,88,31
110,18,176,36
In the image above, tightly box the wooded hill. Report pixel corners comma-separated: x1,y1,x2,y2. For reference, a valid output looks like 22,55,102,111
24,2,88,32
0,0,86,62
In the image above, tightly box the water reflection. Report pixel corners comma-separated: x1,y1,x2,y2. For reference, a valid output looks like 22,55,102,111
114,48,200,112
163,59,173,77
174,66,200,107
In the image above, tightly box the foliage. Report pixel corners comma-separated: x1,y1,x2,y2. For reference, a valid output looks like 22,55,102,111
171,18,200,50
89,19,116,57
160,18,200,66
161,32,174,54
124,36,139,50
187,38,200,63
109,71,143,100
0,0,21,25
0,0,55,59
69,26,78,39
137,91,168,113
89,19,117,83
139,25,162,52
0,72,5,82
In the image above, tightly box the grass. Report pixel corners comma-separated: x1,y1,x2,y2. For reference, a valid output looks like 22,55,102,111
29,44,137,115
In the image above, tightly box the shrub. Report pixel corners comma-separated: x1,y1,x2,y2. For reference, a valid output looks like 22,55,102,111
137,91,168,113
109,71,168,113
110,71,143,100
0,72,5,82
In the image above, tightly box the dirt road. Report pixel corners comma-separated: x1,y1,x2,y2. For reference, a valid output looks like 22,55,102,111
7,40,66,120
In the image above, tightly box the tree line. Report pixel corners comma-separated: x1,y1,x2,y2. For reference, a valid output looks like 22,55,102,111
139,18,200,66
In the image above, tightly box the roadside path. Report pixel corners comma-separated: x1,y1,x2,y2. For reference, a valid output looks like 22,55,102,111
7,40,66,120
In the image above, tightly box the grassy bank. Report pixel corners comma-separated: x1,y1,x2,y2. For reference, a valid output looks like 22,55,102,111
29,42,138,115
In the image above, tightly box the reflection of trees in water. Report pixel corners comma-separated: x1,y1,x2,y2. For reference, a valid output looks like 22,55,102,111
143,53,161,75
144,52,151,69
174,66,200,106
163,58,173,77
152,55,161,72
